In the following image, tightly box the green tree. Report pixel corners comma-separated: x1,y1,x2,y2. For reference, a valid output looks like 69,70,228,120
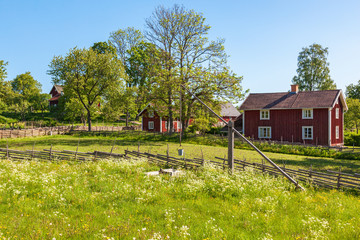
292,43,336,91
91,41,117,55
146,5,246,134
48,47,124,131
10,72,42,118
346,80,360,99
0,60,13,112
0,60,7,82
344,98,360,133
109,27,145,126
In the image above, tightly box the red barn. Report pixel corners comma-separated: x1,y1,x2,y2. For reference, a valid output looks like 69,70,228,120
49,85,63,107
239,85,348,146
219,103,240,125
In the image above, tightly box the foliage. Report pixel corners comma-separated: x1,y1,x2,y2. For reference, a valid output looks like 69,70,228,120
48,47,125,131
145,5,247,134
0,60,7,82
346,80,360,99
292,43,336,91
91,41,117,55
0,158,359,239
344,98,360,133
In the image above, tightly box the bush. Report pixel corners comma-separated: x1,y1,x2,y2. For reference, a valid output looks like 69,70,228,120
344,131,360,146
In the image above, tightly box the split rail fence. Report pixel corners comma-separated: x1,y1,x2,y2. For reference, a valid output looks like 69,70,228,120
0,147,359,191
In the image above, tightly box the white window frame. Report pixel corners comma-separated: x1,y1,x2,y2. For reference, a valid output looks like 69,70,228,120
302,126,313,140
302,109,313,119
258,127,271,138
260,110,270,120
335,108,339,119
148,110,154,118
336,126,339,139
148,121,154,130
164,121,168,130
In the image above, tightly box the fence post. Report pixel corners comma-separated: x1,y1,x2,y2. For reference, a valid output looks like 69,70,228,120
228,120,234,173
110,137,116,155
6,140,9,160
201,147,205,166
166,144,169,165
49,144,53,161
337,167,342,189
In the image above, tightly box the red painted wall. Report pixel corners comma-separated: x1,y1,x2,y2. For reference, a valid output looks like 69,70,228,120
142,110,161,132
331,100,343,145
244,109,329,145
142,109,181,133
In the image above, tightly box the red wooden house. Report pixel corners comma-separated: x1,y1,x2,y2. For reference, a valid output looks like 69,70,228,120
138,102,240,133
138,104,182,133
49,85,63,107
239,85,348,146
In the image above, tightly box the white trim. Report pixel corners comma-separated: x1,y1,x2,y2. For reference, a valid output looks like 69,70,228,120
302,126,313,140
328,108,332,146
242,112,245,135
148,121,154,130
258,126,271,138
260,110,270,120
160,117,162,132
335,108,339,119
302,109,313,119
137,103,151,118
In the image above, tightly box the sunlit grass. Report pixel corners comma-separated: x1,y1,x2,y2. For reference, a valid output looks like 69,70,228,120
0,158,359,239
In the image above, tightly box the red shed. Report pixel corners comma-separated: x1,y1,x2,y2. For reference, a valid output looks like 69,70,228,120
239,85,347,146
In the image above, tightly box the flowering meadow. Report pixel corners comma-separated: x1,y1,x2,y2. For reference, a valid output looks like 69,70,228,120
0,157,359,239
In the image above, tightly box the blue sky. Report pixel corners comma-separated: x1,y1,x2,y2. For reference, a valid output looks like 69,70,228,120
1,0,360,98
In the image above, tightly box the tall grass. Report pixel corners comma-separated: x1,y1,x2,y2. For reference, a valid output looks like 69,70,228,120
0,158,359,239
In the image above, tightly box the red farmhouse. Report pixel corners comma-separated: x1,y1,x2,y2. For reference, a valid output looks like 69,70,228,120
239,85,347,146
138,102,240,133
138,104,181,133
49,85,63,107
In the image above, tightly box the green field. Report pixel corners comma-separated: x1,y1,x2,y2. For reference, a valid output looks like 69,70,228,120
0,157,359,239
1,132,360,174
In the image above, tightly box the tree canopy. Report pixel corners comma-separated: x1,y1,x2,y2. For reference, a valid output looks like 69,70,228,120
48,47,124,131
145,4,247,133
344,98,360,134
346,80,360,99
292,43,336,91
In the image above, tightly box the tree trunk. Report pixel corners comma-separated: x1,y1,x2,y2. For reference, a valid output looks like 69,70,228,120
87,110,92,132
126,109,129,127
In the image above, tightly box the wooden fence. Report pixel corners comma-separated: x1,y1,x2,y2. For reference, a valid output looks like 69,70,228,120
0,125,142,139
0,126,76,139
124,150,360,191
0,146,359,191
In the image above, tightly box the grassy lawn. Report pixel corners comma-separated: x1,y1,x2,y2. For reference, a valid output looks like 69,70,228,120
0,158,359,239
1,132,360,174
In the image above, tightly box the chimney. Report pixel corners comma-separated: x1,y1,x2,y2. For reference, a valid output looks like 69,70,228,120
291,84,299,93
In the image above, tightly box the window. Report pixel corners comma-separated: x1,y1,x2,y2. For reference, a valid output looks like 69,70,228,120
258,127,271,138
148,121,154,130
260,110,270,120
336,108,339,119
302,126,313,139
336,126,339,139
148,110,154,118
164,121,168,130
302,109,313,119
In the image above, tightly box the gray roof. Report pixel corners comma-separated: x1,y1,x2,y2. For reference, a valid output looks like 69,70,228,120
239,90,348,111
220,103,240,117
